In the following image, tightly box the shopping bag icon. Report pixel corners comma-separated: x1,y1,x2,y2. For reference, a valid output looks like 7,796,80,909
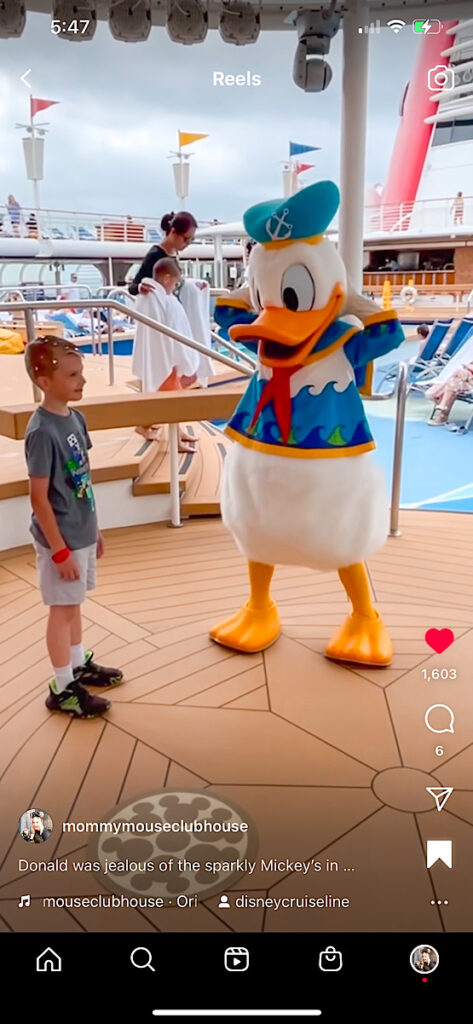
318,945,343,971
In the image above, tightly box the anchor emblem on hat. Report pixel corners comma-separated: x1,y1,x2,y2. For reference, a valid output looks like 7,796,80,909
265,208,292,241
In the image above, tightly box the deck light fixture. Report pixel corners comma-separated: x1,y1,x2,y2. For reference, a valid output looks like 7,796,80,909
167,0,208,44
0,1,26,38
109,0,151,41
52,2,97,40
219,1,260,45
289,5,340,92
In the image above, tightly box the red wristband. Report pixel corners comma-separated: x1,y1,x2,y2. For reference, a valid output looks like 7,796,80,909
52,547,71,564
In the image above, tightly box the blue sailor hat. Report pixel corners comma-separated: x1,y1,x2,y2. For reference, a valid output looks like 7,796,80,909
244,180,340,245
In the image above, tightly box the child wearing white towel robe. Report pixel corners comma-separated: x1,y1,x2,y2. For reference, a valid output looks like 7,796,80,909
132,258,200,451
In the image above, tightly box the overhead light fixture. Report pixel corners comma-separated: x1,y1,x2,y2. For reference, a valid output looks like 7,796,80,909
52,2,97,40
0,1,26,38
109,1,151,42
219,2,260,46
167,0,208,45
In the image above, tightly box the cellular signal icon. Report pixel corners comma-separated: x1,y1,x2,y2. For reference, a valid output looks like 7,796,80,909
387,19,406,34
358,20,381,35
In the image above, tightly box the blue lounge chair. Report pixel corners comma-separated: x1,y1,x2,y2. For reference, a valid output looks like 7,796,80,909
375,319,452,392
436,316,473,363
411,320,473,394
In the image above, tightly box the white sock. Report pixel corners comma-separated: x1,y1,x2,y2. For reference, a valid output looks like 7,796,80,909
52,664,74,693
71,644,85,670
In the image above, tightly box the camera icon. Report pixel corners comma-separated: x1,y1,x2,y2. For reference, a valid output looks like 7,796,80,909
427,65,454,92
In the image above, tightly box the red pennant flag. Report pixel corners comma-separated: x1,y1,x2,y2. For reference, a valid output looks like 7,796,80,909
31,97,59,119
296,163,314,174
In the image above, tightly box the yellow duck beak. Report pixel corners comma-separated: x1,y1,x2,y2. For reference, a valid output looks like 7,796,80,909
230,283,344,367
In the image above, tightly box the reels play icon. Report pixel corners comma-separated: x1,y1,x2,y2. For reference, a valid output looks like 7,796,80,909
224,947,249,972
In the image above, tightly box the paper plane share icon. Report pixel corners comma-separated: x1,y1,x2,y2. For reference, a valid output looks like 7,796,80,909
426,787,453,812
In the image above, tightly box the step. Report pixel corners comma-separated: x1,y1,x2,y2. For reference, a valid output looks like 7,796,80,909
181,423,232,516
132,423,203,496
132,421,232,514
0,427,157,501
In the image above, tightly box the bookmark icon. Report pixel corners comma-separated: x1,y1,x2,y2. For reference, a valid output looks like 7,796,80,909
426,840,453,869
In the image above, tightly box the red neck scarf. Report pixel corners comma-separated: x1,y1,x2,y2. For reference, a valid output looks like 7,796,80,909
249,365,302,444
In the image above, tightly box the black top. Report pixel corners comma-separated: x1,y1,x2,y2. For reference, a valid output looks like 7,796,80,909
129,244,177,295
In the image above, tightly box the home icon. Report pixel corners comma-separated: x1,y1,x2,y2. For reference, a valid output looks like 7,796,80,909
36,947,62,972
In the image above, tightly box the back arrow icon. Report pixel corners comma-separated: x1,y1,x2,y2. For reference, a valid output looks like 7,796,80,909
21,70,32,89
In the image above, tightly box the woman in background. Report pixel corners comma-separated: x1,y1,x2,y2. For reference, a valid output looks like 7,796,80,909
129,211,197,295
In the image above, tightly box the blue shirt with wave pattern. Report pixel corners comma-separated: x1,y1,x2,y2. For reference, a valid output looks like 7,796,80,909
227,315,404,453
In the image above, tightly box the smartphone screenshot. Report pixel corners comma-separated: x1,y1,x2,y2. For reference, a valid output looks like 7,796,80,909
0,1,471,1019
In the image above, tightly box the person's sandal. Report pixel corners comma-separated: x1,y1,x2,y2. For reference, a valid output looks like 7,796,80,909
428,407,449,426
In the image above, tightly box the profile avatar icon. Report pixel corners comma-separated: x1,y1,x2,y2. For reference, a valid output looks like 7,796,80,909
218,894,230,909
410,945,439,974
18,809,53,844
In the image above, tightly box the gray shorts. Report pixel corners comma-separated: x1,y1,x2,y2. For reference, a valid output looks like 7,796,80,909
34,542,97,606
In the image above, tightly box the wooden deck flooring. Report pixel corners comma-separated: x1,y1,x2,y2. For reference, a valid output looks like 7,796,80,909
0,511,472,933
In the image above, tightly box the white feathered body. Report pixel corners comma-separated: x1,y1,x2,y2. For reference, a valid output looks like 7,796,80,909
222,347,389,572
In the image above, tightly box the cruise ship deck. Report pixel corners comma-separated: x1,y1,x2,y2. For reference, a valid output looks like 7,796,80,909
0,510,472,933
1,0,473,945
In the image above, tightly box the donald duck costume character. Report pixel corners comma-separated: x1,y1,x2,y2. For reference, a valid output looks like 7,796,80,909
210,181,405,667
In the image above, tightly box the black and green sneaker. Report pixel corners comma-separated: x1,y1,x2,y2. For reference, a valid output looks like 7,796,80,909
46,678,111,718
73,650,124,688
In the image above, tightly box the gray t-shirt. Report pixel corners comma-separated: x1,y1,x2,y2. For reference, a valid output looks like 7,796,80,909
25,406,97,550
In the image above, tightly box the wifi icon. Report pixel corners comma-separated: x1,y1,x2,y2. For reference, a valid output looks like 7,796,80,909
387,19,406,34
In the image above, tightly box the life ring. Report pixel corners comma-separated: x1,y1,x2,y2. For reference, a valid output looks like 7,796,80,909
400,285,417,305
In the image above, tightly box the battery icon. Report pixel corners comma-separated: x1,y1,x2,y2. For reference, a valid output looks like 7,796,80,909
413,19,442,34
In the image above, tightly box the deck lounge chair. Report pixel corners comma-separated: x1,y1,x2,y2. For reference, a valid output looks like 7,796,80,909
375,319,452,393
411,320,473,394
435,316,473,364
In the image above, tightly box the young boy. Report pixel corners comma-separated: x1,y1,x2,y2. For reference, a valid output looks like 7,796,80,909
132,257,199,450
24,336,123,718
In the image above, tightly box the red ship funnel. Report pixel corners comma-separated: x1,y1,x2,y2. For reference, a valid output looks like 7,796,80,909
383,22,458,208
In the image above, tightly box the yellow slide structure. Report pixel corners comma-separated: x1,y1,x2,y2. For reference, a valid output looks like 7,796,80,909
0,328,24,355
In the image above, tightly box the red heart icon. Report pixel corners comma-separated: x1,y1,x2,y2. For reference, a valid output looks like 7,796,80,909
425,628,454,654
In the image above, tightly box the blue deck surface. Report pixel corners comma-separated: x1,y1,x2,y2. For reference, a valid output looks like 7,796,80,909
367,407,473,512
80,338,133,355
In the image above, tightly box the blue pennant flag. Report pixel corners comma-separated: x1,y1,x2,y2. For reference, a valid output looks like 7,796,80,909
289,141,320,157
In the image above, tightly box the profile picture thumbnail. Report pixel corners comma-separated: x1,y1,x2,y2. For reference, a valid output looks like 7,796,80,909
410,945,439,974
18,809,53,844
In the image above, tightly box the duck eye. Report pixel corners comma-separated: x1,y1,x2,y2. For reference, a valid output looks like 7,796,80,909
281,264,315,312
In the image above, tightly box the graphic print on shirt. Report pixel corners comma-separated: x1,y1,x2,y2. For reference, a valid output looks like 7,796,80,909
64,431,95,510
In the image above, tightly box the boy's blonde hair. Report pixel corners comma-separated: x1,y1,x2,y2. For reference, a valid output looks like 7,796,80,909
153,256,181,281
24,336,82,384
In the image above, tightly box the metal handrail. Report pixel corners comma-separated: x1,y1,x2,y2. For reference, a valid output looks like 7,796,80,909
0,296,406,534
96,286,135,301
0,297,253,392
0,288,24,301
210,328,256,369
389,362,408,537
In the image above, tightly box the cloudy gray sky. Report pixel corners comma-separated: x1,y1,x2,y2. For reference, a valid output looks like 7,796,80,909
0,13,418,221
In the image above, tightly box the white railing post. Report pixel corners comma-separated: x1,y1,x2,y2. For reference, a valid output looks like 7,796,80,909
390,363,408,538
168,423,181,528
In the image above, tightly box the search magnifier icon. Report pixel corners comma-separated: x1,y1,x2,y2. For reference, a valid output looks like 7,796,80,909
130,946,155,972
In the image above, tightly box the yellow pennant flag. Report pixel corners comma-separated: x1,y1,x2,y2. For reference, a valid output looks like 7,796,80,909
179,131,208,148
